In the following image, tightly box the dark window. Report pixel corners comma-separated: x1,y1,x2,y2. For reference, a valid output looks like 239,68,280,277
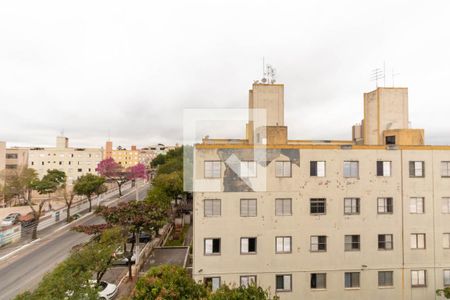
345,235,360,251
275,275,292,291
310,161,325,177
409,161,425,177
5,164,17,169
5,153,18,159
345,272,360,288
385,136,396,145
377,197,393,214
378,234,393,250
310,198,326,214
311,273,326,289
205,238,221,254
241,237,257,254
378,271,394,287
310,236,327,252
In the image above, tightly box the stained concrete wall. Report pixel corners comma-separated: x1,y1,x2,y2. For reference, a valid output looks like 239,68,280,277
193,146,450,300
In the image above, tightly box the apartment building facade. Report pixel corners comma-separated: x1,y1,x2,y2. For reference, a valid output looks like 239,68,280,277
193,83,450,299
5,147,29,171
104,141,139,167
29,136,102,183
0,141,5,173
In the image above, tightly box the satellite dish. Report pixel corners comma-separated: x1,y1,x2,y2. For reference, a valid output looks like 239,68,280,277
261,78,267,83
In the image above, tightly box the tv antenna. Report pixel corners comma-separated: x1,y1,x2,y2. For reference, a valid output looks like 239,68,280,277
261,57,276,84
392,69,400,87
370,67,385,88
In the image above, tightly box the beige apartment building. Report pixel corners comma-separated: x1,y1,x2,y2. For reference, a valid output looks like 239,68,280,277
104,141,139,167
0,141,5,174
193,83,450,299
5,147,29,172
29,136,103,183
139,144,177,167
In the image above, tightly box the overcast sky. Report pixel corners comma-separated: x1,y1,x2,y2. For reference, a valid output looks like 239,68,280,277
1,0,450,148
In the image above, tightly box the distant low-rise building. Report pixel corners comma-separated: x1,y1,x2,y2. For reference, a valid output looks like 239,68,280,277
0,141,5,173
29,136,102,183
104,141,139,167
138,143,176,167
5,147,29,172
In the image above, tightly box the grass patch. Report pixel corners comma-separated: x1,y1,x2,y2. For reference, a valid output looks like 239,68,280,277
165,224,189,247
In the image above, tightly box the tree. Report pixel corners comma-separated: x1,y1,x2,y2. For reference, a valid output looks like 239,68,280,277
145,186,172,211
152,172,183,205
73,174,106,212
29,169,66,240
132,265,207,300
150,153,166,169
96,201,167,279
96,158,129,196
437,287,450,299
209,284,279,300
14,228,122,300
128,163,148,187
63,183,76,222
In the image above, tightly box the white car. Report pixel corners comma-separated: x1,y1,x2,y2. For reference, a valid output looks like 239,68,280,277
91,280,118,300
66,280,118,300
1,213,21,226
113,247,136,265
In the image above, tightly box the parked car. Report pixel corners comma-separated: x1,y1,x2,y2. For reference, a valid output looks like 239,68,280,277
1,213,21,226
66,280,117,300
91,280,118,300
127,231,151,243
112,247,136,265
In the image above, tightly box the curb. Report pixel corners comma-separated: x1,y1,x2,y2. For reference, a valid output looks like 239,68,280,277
0,238,41,261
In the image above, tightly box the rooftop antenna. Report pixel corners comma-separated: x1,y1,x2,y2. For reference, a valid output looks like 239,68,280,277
371,67,385,88
261,60,276,84
392,68,400,87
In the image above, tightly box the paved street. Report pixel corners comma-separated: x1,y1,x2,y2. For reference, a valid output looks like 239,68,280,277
0,184,149,300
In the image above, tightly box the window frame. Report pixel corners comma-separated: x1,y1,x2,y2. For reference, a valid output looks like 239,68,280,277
275,274,292,292
441,161,450,178
310,273,327,289
411,270,427,287
343,161,359,178
275,161,292,178
240,160,257,178
344,272,360,289
204,238,221,255
344,235,361,251
240,198,257,217
310,235,327,252
378,271,394,287
275,236,292,254
344,198,360,215
378,234,394,250
376,161,392,177
377,197,393,214
443,233,450,249
409,161,425,178
204,277,221,291
240,275,257,287
310,198,326,215
410,233,426,250
240,237,257,254
204,160,221,178
275,198,292,216
204,199,221,217
409,197,425,214
310,161,326,177
444,270,450,286
442,197,450,214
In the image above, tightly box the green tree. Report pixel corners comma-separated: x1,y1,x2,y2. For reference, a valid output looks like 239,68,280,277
29,169,66,240
437,287,450,299
73,174,106,212
132,265,207,300
152,172,183,204
209,284,278,300
97,201,167,279
145,186,172,210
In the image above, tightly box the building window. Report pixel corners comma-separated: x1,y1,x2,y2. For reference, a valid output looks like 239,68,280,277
410,233,426,249
377,197,393,214
275,236,292,253
204,161,221,178
385,136,396,145
411,270,426,287
275,274,292,292
343,161,359,178
276,161,291,177
409,161,424,178
275,198,292,216
310,198,326,214
345,272,360,288
240,275,257,287
5,165,17,169
31,161,34,165
310,161,326,177
377,161,391,176
442,198,450,213
345,235,360,251
204,277,221,291
5,153,18,159
378,234,393,250
444,270,450,286
311,273,326,289
378,271,394,287
204,199,221,217
443,233,450,249
240,161,257,177
240,199,257,217
409,197,425,214
77,168,82,172
441,162,450,177
310,236,327,252
241,237,257,254
344,198,360,215
204,238,221,255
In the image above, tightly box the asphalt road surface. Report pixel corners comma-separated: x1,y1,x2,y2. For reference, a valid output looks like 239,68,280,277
0,184,149,300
